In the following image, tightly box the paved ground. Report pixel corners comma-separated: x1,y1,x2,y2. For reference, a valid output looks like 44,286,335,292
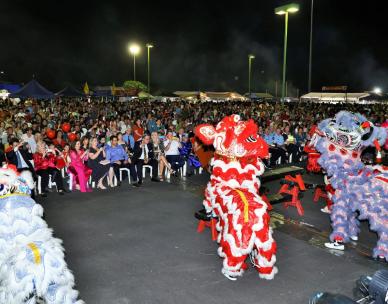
38,172,387,304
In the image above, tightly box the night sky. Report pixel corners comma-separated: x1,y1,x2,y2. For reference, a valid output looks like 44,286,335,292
1,0,387,95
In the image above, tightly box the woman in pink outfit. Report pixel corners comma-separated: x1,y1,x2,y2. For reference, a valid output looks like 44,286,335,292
69,140,92,192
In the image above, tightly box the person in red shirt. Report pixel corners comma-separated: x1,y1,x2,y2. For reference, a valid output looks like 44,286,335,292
33,141,66,196
132,119,144,142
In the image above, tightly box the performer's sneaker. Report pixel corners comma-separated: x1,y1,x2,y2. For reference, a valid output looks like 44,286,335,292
324,241,344,251
221,269,237,281
320,206,331,214
350,235,358,241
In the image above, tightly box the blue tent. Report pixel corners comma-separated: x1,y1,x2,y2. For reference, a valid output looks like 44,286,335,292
56,86,85,97
10,79,54,99
0,83,21,93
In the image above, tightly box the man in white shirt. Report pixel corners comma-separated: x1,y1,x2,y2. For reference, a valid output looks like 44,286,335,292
164,131,184,174
21,128,37,153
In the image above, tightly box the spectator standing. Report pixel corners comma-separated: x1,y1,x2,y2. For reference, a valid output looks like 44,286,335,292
133,119,144,142
146,114,158,133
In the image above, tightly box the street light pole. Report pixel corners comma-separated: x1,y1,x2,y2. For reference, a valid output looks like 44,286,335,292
308,0,314,92
282,12,289,99
275,3,299,99
129,44,141,81
133,54,136,81
146,43,154,93
248,54,255,96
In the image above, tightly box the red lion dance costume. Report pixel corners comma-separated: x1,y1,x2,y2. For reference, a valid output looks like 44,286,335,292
195,115,277,281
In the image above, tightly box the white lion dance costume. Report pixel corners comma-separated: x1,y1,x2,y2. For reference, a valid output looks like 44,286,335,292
0,165,83,304
195,115,277,280
312,111,388,259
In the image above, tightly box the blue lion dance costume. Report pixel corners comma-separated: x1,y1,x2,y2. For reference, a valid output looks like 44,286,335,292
312,111,388,259
0,166,83,303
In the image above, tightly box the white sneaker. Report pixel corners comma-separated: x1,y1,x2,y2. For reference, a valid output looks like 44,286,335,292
321,206,331,214
324,241,344,251
221,270,237,281
350,235,358,241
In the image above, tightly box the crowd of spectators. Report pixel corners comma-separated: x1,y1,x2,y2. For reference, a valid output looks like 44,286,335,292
0,98,386,197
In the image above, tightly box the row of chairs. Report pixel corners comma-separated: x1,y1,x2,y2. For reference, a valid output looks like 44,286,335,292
36,160,204,193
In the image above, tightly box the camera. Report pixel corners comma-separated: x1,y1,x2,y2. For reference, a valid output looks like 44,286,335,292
310,269,388,304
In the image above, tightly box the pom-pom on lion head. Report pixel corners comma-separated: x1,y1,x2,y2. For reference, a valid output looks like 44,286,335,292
195,114,268,159
0,165,32,196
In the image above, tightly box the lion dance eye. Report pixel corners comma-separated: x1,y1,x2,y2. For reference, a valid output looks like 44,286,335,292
246,136,257,143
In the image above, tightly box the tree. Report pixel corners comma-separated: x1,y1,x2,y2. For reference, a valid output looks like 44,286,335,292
122,80,147,92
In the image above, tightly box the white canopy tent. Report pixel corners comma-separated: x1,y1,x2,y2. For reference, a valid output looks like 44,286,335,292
300,92,370,103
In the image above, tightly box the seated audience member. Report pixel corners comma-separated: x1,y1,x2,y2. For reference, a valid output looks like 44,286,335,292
263,128,287,166
155,119,165,135
88,137,111,189
282,125,301,163
150,131,173,181
123,126,135,151
69,140,92,192
106,135,133,187
33,141,66,196
272,128,288,164
0,145,5,166
21,127,37,153
177,128,185,142
180,134,201,176
6,138,35,177
295,127,307,147
62,143,71,167
34,132,43,146
164,131,184,174
132,134,160,186
47,143,66,171
81,136,89,154
52,130,66,149
117,132,127,150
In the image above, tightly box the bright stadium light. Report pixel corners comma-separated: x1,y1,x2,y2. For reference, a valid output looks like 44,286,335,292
275,3,300,15
373,87,382,94
128,43,141,80
129,44,140,55
248,54,255,95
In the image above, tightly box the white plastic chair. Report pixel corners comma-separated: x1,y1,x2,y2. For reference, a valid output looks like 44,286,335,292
48,174,57,190
68,172,74,191
37,175,42,194
142,165,153,179
119,168,131,184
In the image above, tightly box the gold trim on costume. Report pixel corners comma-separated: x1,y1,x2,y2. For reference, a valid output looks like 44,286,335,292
28,243,41,265
234,189,249,223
